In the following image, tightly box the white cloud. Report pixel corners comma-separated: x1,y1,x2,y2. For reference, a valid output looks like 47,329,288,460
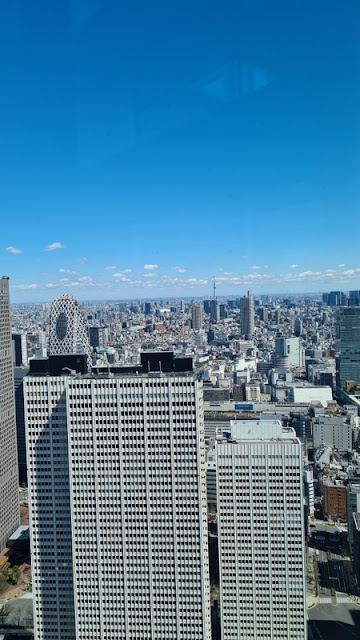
143,273,156,278
14,283,39,290
105,265,117,271
338,263,346,267
143,264,158,270
78,257,88,264
6,246,22,254
122,268,132,273
113,273,131,282
289,264,298,269
249,265,261,270
59,268,79,275
78,276,93,282
172,266,186,273
45,282,59,288
298,270,321,277
44,242,66,251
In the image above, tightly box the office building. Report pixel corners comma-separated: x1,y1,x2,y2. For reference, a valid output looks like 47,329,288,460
217,420,307,640
274,337,301,370
25,346,211,639
209,299,220,323
88,325,108,349
322,480,347,520
14,366,29,485
336,307,360,391
240,293,254,337
49,293,91,366
0,277,19,551
144,301,152,315
192,303,203,330
12,332,28,366
313,415,353,451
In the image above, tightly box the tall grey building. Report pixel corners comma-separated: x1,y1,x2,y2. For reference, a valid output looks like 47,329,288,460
336,307,360,390
240,293,254,337
25,349,211,639
192,303,203,330
217,420,307,640
0,277,19,551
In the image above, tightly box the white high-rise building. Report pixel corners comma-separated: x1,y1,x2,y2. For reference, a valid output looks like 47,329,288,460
25,359,211,640
0,277,19,551
216,420,307,640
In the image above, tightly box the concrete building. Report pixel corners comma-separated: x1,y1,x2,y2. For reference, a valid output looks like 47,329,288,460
274,337,301,370
14,366,29,485
240,293,254,338
191,304,203,330
0,277,19,551
346,483,360,554
336,307,360,391
25,351,211,640
216,420,307,640
88,325,108,349
322,480,347,520
12,332,28,366
244,382,261,402
304,470,315,519
313,416,353,451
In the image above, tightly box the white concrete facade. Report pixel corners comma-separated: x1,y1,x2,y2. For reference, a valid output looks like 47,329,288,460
25,372,211,640
216,420,307,640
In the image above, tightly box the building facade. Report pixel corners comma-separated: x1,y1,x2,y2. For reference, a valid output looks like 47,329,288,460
25,361,211,640
336,307,360,390
240,294,254,338
191,304,203,330
216,420,307,640
0,277,20,551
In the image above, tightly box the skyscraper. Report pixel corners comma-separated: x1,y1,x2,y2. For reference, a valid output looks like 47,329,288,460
49,293,91,364
12,332,28,366
0,277,19,551
192,303,203,330
216,420,307,640
209,299,220,323
336,307,360,391
240,292,254,337
25,348,211,639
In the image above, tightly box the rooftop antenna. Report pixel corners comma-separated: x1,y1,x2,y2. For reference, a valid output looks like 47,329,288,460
213,276,216,301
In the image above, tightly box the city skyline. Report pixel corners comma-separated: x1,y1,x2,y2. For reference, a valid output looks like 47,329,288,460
3,262,360,303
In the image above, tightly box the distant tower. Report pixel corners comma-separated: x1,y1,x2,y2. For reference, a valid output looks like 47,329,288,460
0,277,19,550
240,291,254,337
191,304,203,330
49,293,91,365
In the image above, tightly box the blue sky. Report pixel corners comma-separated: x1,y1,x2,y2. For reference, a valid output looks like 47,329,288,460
1,0,360,302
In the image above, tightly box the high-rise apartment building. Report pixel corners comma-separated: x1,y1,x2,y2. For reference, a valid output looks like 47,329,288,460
240,293,254,337
336,307,360,391
25,349,211,639
0,277,19,551
216,420,307,640
192,303,203,330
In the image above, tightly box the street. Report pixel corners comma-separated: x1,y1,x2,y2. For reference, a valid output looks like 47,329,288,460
307,519,360,639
